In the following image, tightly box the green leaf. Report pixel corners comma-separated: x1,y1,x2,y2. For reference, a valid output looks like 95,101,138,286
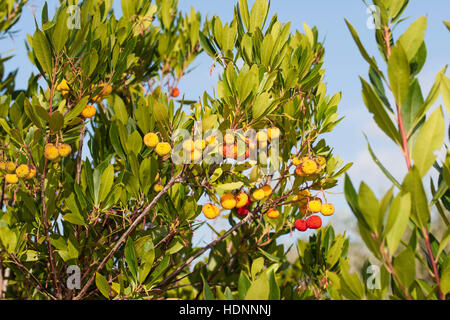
252,92,271,120
238,0,250,31
250,257,264,280
48,111,64,132
393,248,415,290
388,44,410,106
397,17,427,62
360,78,400,145
215,182,244,194
201,274,215,300
357,182,381,234
401,79,424,134
32,29,53,77
268,271,280,300
441,73,450,114
127,131,142,155
412,107,445,177
52,8,69,52
364,134,401,188
345,19,380,75
125,238,138,282
95,273,110,299
402,166,430,228
98,165,114,204
113,96,129,125
238,272,251,300
249,0,269,33
385,193,411,255
244,273,269,300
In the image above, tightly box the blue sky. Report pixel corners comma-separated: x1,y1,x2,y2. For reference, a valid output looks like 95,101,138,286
1,0,449,244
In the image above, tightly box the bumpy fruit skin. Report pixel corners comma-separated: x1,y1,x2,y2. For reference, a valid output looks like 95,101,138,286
292,157,302,166
144,133,159,148
294,219,308,231
57,144,72,158
235,192,249,208
252,188,265,201
237,207,249,217
267,208,280,219
5,173,18,184
321,203,335,216
298,190,311,198
154,184,164,192
0,161,6,171
171,88,180,98
308,199,322,213
155,142,172,157
15,164,30,179
44,144,60,161
6,162,16,173
221,193,237,210
261,185,273,197
267,127,280,140
81,105,96,118
203,203,220,219
306,215,322,229
256,131,268,143
26,165,37,180
301,159,318,175
295,165,307,177
316,156,326,166
222,144,236,159
92,83,113,102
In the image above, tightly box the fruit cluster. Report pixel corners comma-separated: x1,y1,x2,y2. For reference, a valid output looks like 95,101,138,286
44,143,72,162
143,132,172,157
0,161,36,184
202,185,280,220
291,189,335,232
294,156,326,177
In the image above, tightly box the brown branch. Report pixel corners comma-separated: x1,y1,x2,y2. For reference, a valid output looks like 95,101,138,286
423,228,444,300
73,168,186,300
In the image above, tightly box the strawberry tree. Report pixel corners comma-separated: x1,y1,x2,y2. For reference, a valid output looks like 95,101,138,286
0,0,352,300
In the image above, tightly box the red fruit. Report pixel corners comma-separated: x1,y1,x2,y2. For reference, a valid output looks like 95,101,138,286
171,88,180,97
294,219,308,232
237,207,249,217
244,147,250,159
306,215,322,229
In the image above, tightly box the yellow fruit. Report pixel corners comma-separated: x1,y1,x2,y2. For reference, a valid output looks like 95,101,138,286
321,203,335,216
154,172,160,182
182,140,195,152
267,208,280,219
92,83,113,102
295,165,307,177
220,193,236,210
5,173,18,184
6,162,16,173
190,149,202,162
0,161,6,171
155,142,172,157
195,140,206,150
57,144,72,158
44,144,60,161
301,159,318,175
308,199,322,213
56,79,70,92
15,164,30,179
81,105,96,118
202,203,220,219
316,156,326,166
292,157,302,166
154,184,164,192
261,185,273,197
252,188,265,201
235,192,249,208
144,133,159,148
26,165,37,180
267,127,280,140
